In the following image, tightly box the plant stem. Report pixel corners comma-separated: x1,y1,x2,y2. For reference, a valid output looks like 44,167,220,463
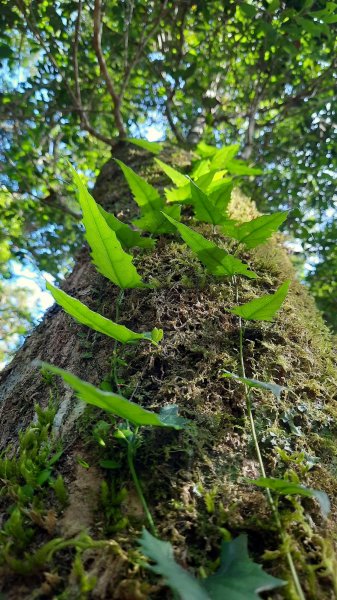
127,434,157,536
236,285,306,600
111,289,125,392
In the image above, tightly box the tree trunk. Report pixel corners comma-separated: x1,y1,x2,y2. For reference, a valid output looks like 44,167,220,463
0,143,336,599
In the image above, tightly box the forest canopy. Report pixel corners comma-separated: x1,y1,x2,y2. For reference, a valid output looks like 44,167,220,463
1,0,337,361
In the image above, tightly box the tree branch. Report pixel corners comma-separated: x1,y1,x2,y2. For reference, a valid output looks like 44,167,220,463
120,0,169,100
15,0,116,147
93,0,126,138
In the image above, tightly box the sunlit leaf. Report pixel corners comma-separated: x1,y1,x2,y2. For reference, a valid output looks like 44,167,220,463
189,180,226,225
70,165,144,289
126,138,163,154
230,281,290,321
115,159,162,210
155,158,188,187
222,212,288,249
208,179,233,212
39,364,187,429
46,282,161,345
225,160,262,176
209,145,240,170
248,478,330,518
222,370,286,400
163,214,257,279
116,159,180,233
196,141,218,158
98,205,155,249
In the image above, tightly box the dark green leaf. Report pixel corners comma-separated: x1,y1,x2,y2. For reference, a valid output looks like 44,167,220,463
116,159,180,233
139,529,209,600
158,405,190,428
139,530,285,600
189,180,226,225
99,459,120,469
203,534,285,599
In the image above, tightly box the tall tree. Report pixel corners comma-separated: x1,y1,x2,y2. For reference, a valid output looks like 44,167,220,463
1,2,337,598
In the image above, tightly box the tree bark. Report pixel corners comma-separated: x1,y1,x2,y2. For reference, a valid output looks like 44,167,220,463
0,143,337,599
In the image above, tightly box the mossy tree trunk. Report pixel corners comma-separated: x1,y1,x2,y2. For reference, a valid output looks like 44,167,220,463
0,143,336,599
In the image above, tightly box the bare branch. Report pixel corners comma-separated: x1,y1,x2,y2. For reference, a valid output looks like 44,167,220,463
93,0,126,137
73,0,83,107
120,0,169,100
165,95,185,144
15,0,116,147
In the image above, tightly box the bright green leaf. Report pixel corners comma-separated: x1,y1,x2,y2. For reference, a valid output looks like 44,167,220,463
196,142,218,158
209,179,233,212
225,160,262,176
98,205,155,250
222,212,288,249
116,159,180,233
209,145,240,170
189,180,226,225
46,282,160,345
39,364,187,429
126,138,163,154
115,159,162,210
70,165,144,289
162,214,257,279
155,158,188,187
165,183,191,203
222,370,286,400
248,478,330,518
230,281,290,321
133,204,181,235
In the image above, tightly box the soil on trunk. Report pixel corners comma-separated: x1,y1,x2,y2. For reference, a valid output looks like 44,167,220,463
0,143,337,599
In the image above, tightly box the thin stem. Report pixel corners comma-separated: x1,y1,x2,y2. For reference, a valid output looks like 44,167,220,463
127,435,157,536
235,282,306,600
111,289,125,392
